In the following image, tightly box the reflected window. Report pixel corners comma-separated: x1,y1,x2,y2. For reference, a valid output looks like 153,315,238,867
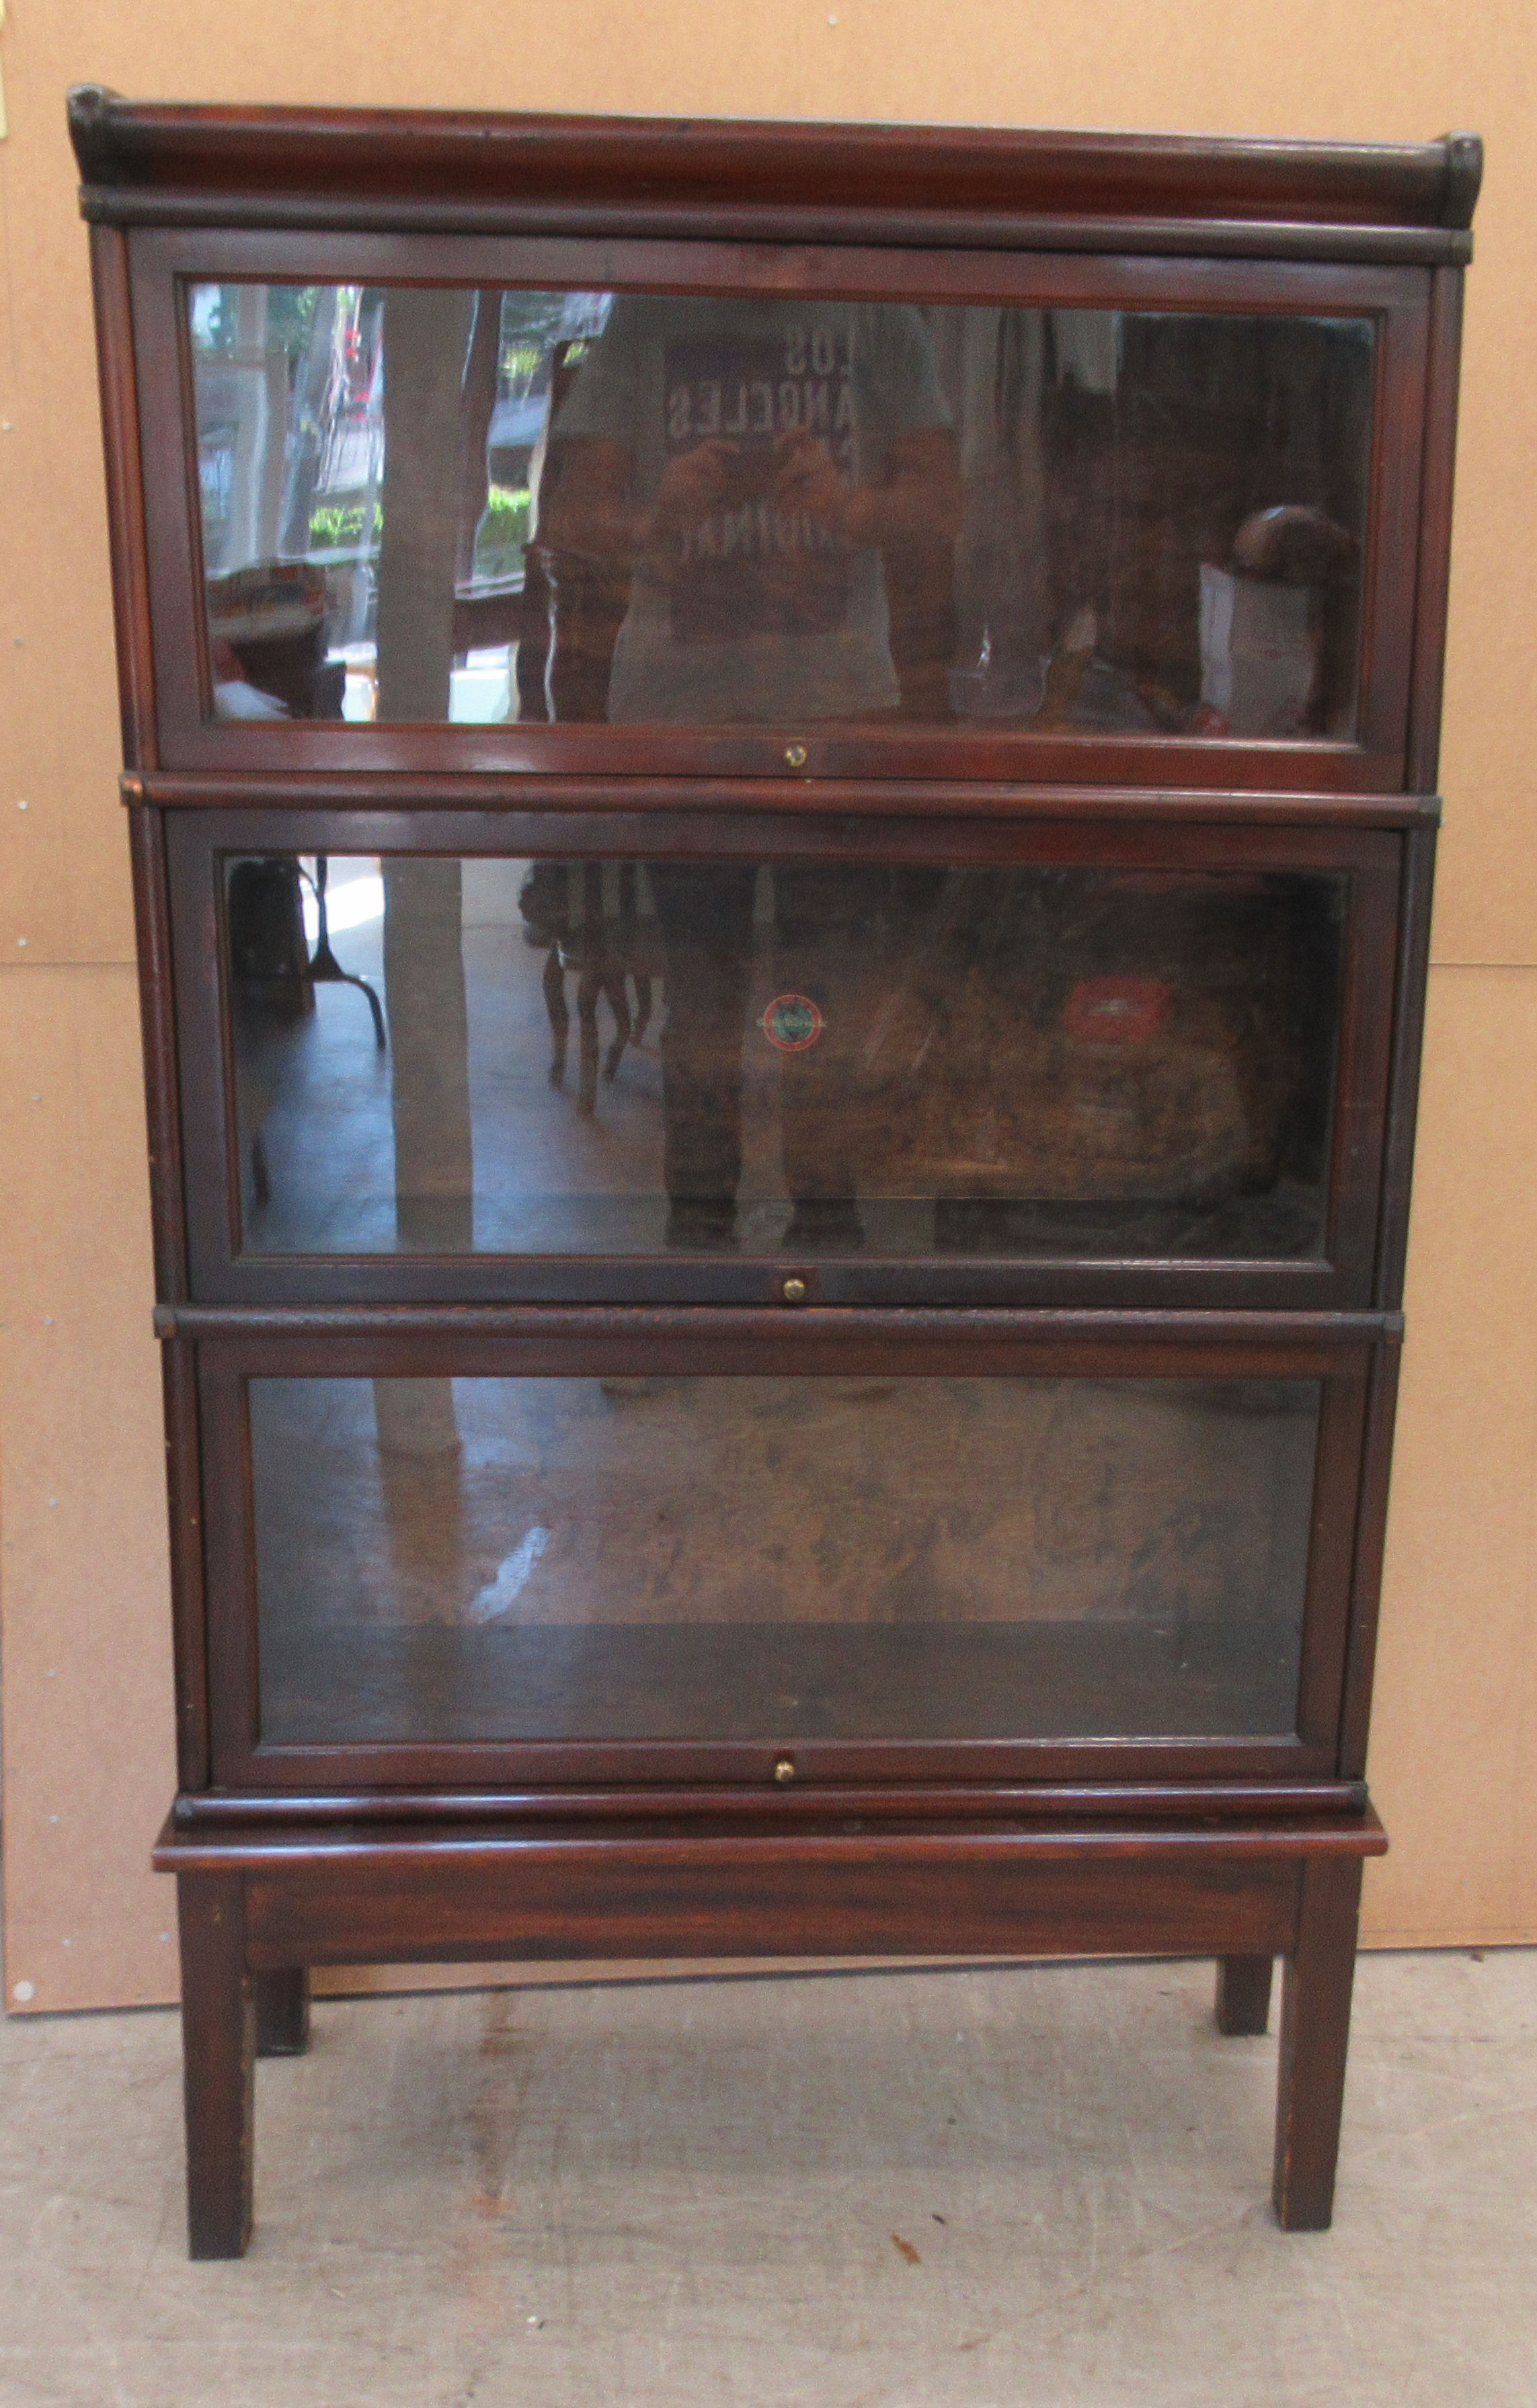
188,283,1375,739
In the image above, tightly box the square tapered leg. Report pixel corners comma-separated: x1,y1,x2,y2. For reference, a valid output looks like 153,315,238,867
1272,1856,1364,2231
254,1968,311,2056
177,1872,255,2259
1216,1954,1274,2036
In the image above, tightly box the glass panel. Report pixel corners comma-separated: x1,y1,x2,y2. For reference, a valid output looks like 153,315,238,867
227,854,1344,1261
189,283,1374,739
252,1373,1318,1744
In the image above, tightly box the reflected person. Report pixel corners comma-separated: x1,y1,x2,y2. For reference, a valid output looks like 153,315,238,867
540,296,962,724
541,299,959,1244
645,860,910,1250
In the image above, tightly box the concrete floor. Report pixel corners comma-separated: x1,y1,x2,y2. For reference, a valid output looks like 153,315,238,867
1,1950,1533,2407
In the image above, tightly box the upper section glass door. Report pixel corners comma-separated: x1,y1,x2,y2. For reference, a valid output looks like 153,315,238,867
128,235,1431,784
188,281,1374,737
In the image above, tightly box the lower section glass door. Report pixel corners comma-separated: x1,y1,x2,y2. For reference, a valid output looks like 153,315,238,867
248,1371,1320,1747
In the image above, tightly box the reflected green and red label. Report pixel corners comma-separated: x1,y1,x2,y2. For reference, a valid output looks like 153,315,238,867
760,993,824,1051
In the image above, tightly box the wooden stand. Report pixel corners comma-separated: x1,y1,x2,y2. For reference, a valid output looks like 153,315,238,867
160,1809,1381,2255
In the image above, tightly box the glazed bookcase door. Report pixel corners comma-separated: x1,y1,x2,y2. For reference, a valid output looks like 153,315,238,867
127,229,1432,791
193,1321,1379,1791
164,807,1403,1311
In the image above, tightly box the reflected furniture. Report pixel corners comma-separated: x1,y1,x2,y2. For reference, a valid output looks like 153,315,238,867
71,89,1479,2255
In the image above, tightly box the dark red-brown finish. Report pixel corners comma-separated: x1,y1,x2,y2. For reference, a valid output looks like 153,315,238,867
128,769,1443,826
157,1814,1388,1978
1336,1340,1406,1782
162,806,1404,1313
160,1338,210,1794
253,1967,311,2057
1406,271,1469,793
189,1317,1384,1792
126,804,185,1300
1273,1854,1366,2228
75,95,1474,2254
122,225,1432,791
173,1780,1370,1828
69,87,1479,257
87,228,159,769
1216,1952,1275,2036
175,1872,253,2259
157,1807,1384,2253
1375,821,1439,1310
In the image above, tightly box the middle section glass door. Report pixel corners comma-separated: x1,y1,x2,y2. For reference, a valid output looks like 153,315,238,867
169,811,1401,1308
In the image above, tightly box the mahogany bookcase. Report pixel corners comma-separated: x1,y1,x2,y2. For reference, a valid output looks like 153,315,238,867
70,87,1479,2256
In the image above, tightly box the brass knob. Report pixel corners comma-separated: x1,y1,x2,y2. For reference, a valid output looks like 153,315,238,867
784,742,808,769
781,1277,807,1303
773,1757,797,1783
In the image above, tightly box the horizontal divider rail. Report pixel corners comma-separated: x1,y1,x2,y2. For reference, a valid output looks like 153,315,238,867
125,771,1444,830
173,1779,1373,1828
159,1305,1403,1343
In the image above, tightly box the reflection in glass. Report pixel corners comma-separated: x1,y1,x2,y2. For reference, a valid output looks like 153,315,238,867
189,283,1374,738
226,854,1343,1262
252,1373,1318,1744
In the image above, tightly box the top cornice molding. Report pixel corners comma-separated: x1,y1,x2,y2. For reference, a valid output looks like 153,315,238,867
68,90,1482,264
